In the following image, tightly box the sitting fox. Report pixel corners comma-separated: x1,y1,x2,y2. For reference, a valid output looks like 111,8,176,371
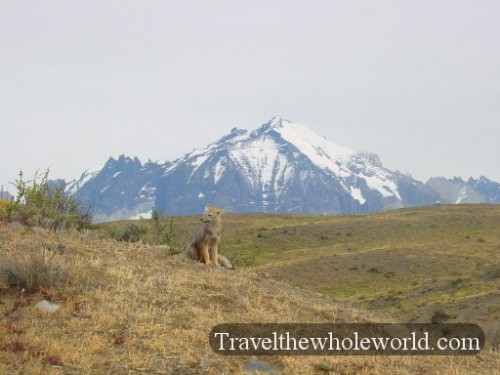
186,204,233,269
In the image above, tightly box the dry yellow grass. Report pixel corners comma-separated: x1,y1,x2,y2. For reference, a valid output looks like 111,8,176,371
0,225,498,374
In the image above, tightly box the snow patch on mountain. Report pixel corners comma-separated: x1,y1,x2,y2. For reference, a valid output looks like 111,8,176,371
349,187,366,204
455,187,468,204
267,116,402,201
275,118,355,168
360,172,401,199
191,152,211,171
139,184,156,200
213,159,226,184
66,165,103,195
228,136,284,190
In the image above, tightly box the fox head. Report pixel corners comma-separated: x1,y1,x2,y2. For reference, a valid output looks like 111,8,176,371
200,204,225,223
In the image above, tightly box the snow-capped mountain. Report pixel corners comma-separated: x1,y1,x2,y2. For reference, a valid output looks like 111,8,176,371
426,176,500,204
67,116,446,221
153,116,439,216
66,164,103,196
70,155,164,222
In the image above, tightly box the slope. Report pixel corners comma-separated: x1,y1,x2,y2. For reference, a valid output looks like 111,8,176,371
209,204,500,330
0,223,498,374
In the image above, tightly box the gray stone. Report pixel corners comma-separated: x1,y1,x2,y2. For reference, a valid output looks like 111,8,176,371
31,226,49,236
235,294,247,306
199,358,212,368
244,358,278,373
36,300,61,314
151,245,170,252
483,266,500,281
7,222,23,229
172,251,189,260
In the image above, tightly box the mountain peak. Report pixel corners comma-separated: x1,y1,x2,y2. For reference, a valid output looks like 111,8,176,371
267,115,290,128
250,116,290,136
67,116,471,220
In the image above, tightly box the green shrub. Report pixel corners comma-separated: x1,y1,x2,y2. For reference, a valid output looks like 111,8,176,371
431,309,453,324
9,170,92,231
113,223,145,243
151,210,188,254
315,363,333,372
0,198,13,222
231,247,262,267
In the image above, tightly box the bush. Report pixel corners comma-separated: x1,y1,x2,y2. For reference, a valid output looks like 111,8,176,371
0,198,13,222
113,223,145,243
431,309,453,324
151,210,189,254
9,170,92,231
0,251,69,294
231,247,261,267
315,363,333,372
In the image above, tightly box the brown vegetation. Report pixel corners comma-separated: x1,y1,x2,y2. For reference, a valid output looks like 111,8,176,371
0,213,499,373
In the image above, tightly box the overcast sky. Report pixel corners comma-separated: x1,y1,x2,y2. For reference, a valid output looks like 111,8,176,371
1,0,499,192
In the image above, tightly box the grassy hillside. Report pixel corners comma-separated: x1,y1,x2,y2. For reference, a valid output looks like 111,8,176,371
217,205,500,328
0,204,498,374
102,204,499,331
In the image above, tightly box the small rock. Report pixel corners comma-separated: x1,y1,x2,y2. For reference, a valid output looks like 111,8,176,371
31,226,49,236
171,253,188,262
7,222,23,230
36,300,61,314
235,294,247,306
151,245,170,252
244,358,277,373
200,358,212,368
483,266,500,281
145,245,171,258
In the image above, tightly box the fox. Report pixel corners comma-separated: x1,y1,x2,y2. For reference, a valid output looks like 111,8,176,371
186,204,233,269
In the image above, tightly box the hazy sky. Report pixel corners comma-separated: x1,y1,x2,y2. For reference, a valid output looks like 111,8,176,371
1,0,499,192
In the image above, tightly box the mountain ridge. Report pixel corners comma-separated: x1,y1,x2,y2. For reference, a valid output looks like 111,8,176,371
65,117,499,221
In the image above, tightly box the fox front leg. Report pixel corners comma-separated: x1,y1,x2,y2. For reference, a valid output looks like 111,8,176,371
209,244,220,266
200,243,211,265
